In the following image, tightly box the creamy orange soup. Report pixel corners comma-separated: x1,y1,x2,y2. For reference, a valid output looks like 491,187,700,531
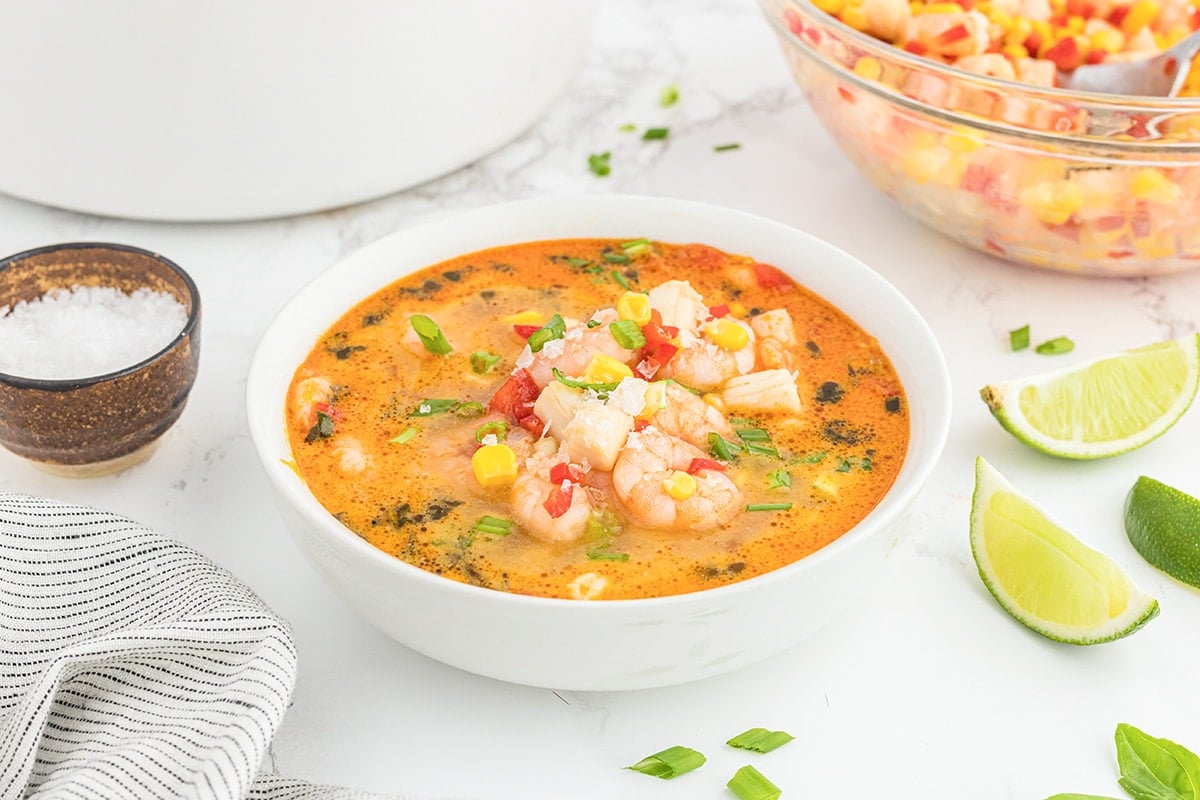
286,239,908,600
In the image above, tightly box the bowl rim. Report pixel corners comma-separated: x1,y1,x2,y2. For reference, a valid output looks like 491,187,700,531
760,0,1200,151
0,241,202,389
246,193,952,611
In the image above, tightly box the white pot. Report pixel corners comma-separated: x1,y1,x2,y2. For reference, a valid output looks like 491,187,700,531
0,1,596,221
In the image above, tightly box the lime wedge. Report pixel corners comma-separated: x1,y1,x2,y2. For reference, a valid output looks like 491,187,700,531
969,457,1159,644
1124,475,1200,589
980,334,1200,459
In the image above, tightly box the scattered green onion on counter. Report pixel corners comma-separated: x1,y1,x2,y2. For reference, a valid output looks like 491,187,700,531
588,152,612,177
642,127,669,141
1009,324,1030,351
726,728,794,754
625,745,706,779
727,765,781,800
1036,336,1075,355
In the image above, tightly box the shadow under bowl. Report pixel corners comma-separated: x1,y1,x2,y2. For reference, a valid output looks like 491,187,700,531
0,242,201,477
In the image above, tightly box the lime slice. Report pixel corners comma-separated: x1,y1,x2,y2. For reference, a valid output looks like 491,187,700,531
1124,475,1200,589
969,457,1159,644
980,334,1200,459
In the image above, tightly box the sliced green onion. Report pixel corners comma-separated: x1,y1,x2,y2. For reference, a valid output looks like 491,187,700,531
565,256,592,268
726,728,794,754
744,442,781,459
603,252,632,265
1009,324,1030,351
801,451,827,464
860,457,873,471
587,551,630,561
620,238,653,257
765,469,791,490
527,313,566,354
609,319,647,350
586,319,602,328
552,367,620,393
626,745,706,779
618,122,637,133
642,127,670,141
472,515,513,536
746,503,793,512
588,151,611,177
708,433,743,461
409,398,460,417
836,458,853,473
454,401,486,418
727,765,781,800
611,269,632,290
474,421,508,443
735,427,771,443
714,142,742,152
729,416,758,427
660,82,680,108
409,314,452,355
388,426,419,445
470,350,501,374
1035,336,1075,355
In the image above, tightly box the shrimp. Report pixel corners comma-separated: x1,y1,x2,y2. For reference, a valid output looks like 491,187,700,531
749,308,799,372
291,375,333,427
331,436,371,474
519,309,637,389
659,322,756,392
510,453,593,542
904,10,991,59
647,380,734,449
611,429,742,532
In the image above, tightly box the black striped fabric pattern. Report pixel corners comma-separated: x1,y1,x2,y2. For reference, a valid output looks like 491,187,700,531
0,493,398,800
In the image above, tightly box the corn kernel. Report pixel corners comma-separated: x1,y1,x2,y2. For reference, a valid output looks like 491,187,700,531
813,0,845,13
616,291,652,325
503,309,543,325
988,8,1013,29
853,56,884,80
1131,168,1182,203
1088,27,1125,53
841,5,870,30
471,444,518,488
943,128,983,153
662,470,697,500
812,474,840,498
1019,179,1084,225
702,393,727,413
1122,0,1159,35
1067,14,1086,31
704,319,751,351
727,301,748,317
921,2,964,12
582,353,634,384
640,381,668,418
1001,43,1030,59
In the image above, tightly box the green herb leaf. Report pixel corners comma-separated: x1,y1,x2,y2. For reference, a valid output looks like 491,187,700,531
454,401,485,418
744,442,782,459
642,127,669,141
836,458,853,473
746,503,793,512
603,252,632,265
409,314,452,355
801,451,828,463
609,319,647,350
766,470,792,490
626,745,706,779
472,515,513,536
470,350,501,374
528,314,566,354
409,398,461,417
588,151,612,177
305,410,336,443
1035,336,1075,355
618,122,637,133
727,728,794,754
620,237,652,256
388,426,419,445
708,433,743,461
610,269,632,290
727,765,781,800
587,551,631,561
474,421,509,443
1010,324,1031,351
1115,723,1200,800
586,319,602,328
660,82,680,107
552,367,621,394
735,427,771,443
714,142,742,152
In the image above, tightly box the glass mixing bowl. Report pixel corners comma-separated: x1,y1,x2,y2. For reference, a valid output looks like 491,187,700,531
761,0,1200,277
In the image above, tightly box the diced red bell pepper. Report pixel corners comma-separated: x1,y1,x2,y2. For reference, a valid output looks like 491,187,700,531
687,458,727,474
633,418,650,432
904,40,929,56
513,324,539,340
488,368,539,417
1106,4,1130,26
549,462,583,485
1044,37,1082,72
543,483,574,519
708,303,730,319
314,402,343,422
937,23,970,45
751,262,792,290
518,412,545,435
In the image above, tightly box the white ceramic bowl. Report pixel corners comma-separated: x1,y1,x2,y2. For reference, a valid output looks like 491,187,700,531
246,195,952,690
0,1,595,221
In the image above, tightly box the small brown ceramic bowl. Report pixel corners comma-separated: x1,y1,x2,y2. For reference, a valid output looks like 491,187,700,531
0,242,201,477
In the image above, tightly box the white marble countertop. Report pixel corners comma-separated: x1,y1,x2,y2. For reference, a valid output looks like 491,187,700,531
3,0,1200,797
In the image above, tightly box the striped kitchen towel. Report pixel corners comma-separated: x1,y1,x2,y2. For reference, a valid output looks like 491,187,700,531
0,493,397,800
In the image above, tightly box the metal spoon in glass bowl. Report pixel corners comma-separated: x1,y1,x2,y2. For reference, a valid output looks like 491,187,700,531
1059,28,1200,96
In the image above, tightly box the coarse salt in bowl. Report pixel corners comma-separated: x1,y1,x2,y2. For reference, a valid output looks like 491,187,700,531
0,242,201,476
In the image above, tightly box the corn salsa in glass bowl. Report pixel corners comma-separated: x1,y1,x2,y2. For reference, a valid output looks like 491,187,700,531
761,0,1200,276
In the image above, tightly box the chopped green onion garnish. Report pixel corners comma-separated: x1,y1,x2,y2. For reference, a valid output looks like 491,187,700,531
472,515,513,536
642,127,669,141
587,319,602,328
552,367,621,394
726,728,794,754
746,503,793,512
527,314,566,354
588,151,611,177
727,765,781,800
611,269,632,290
620,238,653,257
565,256,592,268
409,314,452,355
609,319,647,350
765,469,791,490
454,401,485,418
474,421,508,443
729,417,758,427
618,122,637,133
626,745,706,779
743,442,781,459
708,433,743,461
1009,324,1030,351
409,398,460,417
735,427,771,443
1035,336,1075,355
470,350,501,374
714,142,741,152
836,458,853,473
860,457,873,471
660,82,680,108
603,252,632,265
388,426,419,445
587,551,630,561
800,451,827,464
